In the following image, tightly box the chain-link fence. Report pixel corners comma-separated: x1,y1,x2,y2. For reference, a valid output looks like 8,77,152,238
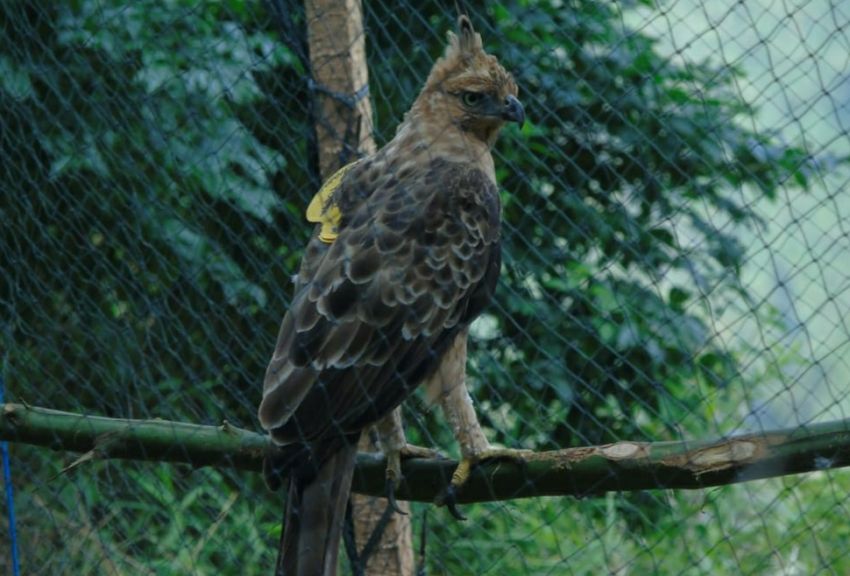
2,0,850,574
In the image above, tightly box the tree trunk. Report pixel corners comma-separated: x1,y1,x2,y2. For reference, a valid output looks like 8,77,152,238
303,1,414,574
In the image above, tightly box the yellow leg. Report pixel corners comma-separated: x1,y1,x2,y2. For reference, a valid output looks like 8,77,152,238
439,448,534,519
449,447,534,487
424,331,533,519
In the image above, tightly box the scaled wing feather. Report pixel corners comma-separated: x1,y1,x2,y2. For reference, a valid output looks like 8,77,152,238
258,159,501,446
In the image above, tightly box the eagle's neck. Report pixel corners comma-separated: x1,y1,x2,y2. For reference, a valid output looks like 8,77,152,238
385,101,497,183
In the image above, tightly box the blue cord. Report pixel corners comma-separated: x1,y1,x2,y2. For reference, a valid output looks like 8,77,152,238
0,374,21,576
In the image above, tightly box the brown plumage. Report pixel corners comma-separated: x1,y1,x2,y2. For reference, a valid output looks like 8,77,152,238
258,14,523,576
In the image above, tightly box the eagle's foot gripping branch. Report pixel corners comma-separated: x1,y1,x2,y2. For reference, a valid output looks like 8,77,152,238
437,447,535,520
385,444,445,515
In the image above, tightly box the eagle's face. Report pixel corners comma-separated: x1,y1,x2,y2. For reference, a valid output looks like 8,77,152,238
441,62,524,144
416,19,525,147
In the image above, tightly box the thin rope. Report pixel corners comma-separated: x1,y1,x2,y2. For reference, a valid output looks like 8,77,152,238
0,372,20,576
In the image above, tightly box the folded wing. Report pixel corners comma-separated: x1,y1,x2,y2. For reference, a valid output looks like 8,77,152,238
258,158,501,447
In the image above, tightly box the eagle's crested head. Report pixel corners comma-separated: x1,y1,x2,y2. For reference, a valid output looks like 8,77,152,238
415,15,524,147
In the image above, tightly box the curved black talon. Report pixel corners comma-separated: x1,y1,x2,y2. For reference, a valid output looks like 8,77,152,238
440,485,467,521
447,500,466,521
385,480,408,516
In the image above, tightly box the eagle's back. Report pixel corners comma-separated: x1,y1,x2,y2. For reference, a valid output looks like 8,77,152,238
259,154,501,454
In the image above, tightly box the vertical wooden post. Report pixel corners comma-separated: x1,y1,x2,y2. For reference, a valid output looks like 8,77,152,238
305,0,375,175
303,1,414,574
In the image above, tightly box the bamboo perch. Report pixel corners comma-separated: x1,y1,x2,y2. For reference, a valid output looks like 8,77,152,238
3,403,850,503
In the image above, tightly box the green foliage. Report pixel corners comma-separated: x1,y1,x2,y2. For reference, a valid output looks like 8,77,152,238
472,0,818,449
11,450,276,574
1,0,296,570
417,469,850,575
0,0,307,422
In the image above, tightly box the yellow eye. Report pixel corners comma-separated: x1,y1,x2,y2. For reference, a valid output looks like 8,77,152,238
461,91,483,107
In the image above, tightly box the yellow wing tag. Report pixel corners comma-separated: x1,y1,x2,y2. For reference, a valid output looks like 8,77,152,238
306,161,360,243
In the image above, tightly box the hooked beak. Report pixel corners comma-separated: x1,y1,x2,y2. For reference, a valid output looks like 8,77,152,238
501,94,525,126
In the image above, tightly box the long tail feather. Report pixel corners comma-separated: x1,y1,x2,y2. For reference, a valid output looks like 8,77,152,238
276,441,358,576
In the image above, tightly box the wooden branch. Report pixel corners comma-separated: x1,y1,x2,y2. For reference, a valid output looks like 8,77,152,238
0,403,267,471
4,403,850,503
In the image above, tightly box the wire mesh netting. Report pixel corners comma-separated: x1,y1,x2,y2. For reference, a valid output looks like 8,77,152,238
2,0,850,574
